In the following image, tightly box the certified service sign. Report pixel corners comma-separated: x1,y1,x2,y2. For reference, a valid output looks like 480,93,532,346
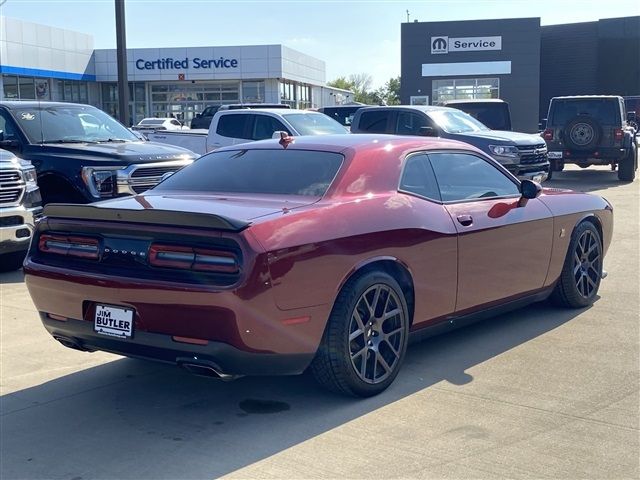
431,36,502,54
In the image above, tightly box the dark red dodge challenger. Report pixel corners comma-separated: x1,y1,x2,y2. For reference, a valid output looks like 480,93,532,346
24,134,613,397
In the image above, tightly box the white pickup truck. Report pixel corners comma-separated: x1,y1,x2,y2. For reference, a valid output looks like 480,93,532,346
147,108,347,155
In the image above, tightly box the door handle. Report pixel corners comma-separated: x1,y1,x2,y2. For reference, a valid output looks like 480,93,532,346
456,215,473,227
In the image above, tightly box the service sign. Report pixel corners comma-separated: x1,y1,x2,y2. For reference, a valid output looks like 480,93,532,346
431,36,502,54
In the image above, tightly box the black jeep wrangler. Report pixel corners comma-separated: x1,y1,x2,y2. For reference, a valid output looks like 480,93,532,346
542,95,638,181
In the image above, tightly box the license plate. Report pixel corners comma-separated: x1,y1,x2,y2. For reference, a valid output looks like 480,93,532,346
548,151,562,159
94,304,134,338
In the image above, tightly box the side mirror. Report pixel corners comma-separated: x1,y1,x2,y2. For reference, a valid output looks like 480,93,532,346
419,126,438,137
271,130,290,139
519,179,542,207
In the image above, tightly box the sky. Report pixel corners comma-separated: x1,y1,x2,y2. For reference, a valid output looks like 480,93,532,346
1,0,639,88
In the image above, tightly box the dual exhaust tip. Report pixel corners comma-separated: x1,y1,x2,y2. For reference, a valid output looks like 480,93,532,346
52,335,240,381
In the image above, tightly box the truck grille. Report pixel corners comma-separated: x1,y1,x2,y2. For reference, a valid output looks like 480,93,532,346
131,166,180,178
518,144,548,165
0,169,25,206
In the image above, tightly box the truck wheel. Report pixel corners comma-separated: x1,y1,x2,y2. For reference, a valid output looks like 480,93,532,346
0,251,26,272
563,116,602,151
550,221,603,308
311,271,409,397
618,144,636,181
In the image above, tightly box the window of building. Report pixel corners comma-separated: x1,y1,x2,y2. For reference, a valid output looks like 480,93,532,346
242,81,265,103
279,80,312,109
432,78,499,104
101,82,147,125
2,75,50,100
55,80,89,103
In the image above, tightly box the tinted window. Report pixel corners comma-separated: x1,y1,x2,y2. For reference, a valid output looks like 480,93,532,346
170,120,181,126
252,115,290,140
399,154,441,201
216,114,251,139
428,152,519,202
550,99,620,125
154,149,343,197
357,110,390,133
0,111,19,140
283,113,346,135
396,112,430,135
319,107,364,126
140,119,164,125
451,104,510,131
202,106,219,116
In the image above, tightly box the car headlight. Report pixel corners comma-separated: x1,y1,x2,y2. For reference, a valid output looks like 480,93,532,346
488,145,520,158
22,167,39,191
81,167,119,198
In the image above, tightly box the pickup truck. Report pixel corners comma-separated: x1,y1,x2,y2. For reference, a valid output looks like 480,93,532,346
0,102,197,204
148,108,347,155
439,99,512,131
351,105,549,181
190,103,291,129
0,149,42,271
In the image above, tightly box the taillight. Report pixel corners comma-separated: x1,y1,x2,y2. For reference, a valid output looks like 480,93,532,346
38,234,99,259
614,128,624,141
149,244,239,273
543,129,554,141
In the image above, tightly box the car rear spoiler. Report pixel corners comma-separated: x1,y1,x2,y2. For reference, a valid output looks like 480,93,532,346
43,204,250,232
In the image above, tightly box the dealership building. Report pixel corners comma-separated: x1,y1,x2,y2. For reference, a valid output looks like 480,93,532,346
401,16,640,132
0,16,351,125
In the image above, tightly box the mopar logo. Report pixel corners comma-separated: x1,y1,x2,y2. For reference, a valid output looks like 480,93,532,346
431,36,448,54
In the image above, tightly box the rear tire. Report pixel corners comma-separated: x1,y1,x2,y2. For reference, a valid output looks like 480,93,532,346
311,271,409,397
550,221,603,308
618,144,636,181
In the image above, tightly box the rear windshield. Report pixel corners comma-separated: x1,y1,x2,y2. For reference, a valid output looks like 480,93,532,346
154,149,344,197
283,113,347,135
450,104,510,131
550,99,620,125
140,119,164,125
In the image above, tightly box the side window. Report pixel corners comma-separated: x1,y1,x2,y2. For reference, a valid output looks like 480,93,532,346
0,111,18,140
399,154,441,201
357,110,390,133
216,114,251,140
396,112,430,135
252,115,290,140
170,119,181,126
428,152,520,202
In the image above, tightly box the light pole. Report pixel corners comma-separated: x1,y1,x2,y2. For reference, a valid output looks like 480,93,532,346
115,0,130,125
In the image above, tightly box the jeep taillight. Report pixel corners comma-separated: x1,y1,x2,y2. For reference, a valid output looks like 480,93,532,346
543,129,554,141
148,244,239,273
38,234,99,259
614,128,624,141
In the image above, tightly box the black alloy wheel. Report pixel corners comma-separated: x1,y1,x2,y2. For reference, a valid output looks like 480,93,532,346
311,270,409,397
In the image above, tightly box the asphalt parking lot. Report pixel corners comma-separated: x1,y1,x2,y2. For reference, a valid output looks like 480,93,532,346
1,165,638,480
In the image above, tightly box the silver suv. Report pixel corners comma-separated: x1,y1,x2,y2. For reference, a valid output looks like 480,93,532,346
0,149,42,271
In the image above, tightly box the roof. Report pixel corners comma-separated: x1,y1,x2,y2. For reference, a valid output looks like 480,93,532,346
358,105,453,113
442,99,506,104
551,95,624,100
215,133,477,155
0,101,88,109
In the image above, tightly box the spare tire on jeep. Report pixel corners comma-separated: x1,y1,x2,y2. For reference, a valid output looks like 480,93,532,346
563,116,602,151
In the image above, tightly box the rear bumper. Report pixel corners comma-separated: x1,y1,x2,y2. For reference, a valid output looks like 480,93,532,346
41,314,314,376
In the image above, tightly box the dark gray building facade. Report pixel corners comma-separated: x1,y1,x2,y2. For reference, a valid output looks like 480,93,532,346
401,16,640,133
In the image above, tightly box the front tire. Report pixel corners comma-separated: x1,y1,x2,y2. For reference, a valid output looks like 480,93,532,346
311,271,409,397
550,221,603,308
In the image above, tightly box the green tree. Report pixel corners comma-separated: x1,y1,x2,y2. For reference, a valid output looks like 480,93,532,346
327,74,401,105
374,76,401,105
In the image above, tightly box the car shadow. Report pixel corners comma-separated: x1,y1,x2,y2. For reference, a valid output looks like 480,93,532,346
546,167,634,193
1,301,590,479
0,268,25,285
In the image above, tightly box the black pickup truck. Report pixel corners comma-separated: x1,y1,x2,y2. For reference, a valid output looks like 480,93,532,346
0,102,197,204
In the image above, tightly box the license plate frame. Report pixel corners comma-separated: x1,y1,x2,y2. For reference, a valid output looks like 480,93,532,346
94,304,134,338
548,151,563,159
